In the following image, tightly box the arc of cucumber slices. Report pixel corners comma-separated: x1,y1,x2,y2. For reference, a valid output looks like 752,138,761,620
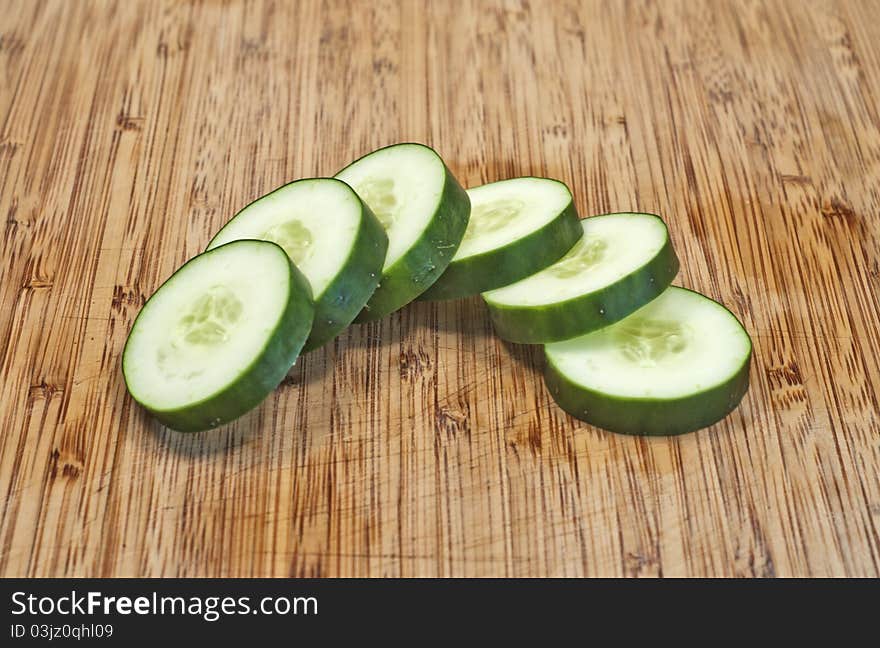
335,143,471,322
207,178,388,351
544,286,752,436
120,137,752,437
418,177,583,301
482,212,680,344
122,240,314,432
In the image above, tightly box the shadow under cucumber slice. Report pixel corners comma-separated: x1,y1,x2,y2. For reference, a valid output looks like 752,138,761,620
544,286,752,435
335,142,470,322
122,240,315,432
483,212,679,344
207,178,388,351
418,177,583,301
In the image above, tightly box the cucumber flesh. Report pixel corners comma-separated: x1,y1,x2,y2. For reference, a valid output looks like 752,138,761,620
483,212,679,343
122,240,314,432
335,143,470,321
418,177,582,300
207,178,387,351
544,286,751,435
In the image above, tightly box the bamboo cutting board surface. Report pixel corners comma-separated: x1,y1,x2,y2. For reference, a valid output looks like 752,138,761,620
1,0,879,577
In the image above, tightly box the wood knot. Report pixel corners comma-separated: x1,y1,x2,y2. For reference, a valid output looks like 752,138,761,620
22,278,53,290
624,551,658,576
237,37,270,64
821,196,855,221
399,347,432,381
5,197,30,230
28,381,64,403
0,138,20,158
435,405,468,439
543,124,569,138
0,32,25,56
112,285,145,311
156,32,190,59
116,112,144,132
48,447,83,482
372,57,395,74
319,26,349,47
734,546,776,577
766,359,807,408
779,174,812,185
506,420,543,456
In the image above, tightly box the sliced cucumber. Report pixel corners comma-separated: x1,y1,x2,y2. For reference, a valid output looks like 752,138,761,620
544,286,751,436
482,212,679,343
418,177,583,300
122,240,314,432
335,143,470,321
207,178,387,351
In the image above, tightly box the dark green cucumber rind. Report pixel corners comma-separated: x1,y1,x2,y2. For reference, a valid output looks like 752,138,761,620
352,162,471,322
544,298,752,437
301,197,388,351
122,241,315,433
484,231,680,344
544,351,751,435
417,198,583,301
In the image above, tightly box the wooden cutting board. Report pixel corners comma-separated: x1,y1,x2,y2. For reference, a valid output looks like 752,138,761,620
1,0,878,577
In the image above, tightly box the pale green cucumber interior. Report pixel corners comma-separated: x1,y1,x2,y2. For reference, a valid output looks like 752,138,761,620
335,144,445,270
546,287,751,399
454,177,571,260
484,213,668,306
123,242,291,411
208,180,361,298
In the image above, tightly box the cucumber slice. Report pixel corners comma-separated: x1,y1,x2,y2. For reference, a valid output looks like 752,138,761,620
122,240,314,432
544,286,752,436
335,143,470,322
418,177,583,300
207,178,387,351
483,212,679,343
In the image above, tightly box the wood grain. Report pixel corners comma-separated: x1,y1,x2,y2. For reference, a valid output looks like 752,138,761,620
1,0,879,577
